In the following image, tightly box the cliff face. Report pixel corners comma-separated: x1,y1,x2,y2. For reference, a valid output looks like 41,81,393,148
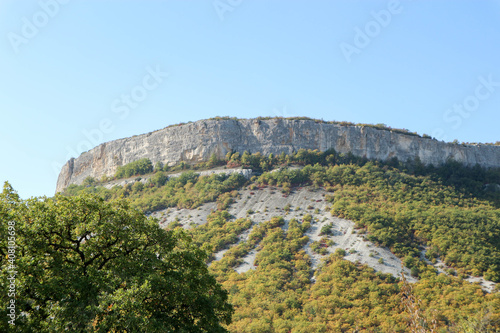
56,118,500,192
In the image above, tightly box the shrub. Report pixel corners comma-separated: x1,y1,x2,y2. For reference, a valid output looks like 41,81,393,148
334,248,346,257
303,214,313,223
320,223,333,236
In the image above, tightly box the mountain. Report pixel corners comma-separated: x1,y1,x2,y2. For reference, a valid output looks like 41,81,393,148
56,117,500,193
56,117,500,331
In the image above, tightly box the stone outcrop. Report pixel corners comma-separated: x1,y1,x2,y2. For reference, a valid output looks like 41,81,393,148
56,118,500,192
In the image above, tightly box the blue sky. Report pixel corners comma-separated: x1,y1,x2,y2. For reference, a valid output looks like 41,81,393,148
1,0,500,199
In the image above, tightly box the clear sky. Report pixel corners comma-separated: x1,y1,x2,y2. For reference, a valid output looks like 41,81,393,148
1,0,500,199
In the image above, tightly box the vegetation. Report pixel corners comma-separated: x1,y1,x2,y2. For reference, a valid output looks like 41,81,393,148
55,147,500,331
65,171,246,213
0,183,232,332
310,237,332,255
115,158,153,178
206,216,499,332
253,154,500,280
189,210,252,259
68,149,500,280
320,223,333,236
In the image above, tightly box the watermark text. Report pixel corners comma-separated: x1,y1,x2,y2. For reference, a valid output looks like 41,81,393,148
6,220,17,326
7,0,71,54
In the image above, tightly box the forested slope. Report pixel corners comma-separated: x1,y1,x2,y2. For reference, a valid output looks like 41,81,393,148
62,149,500,332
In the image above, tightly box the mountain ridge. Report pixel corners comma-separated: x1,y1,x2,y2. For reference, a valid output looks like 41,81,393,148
56,117,500,192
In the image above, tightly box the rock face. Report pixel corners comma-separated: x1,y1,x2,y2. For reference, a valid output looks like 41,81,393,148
56,118,500,192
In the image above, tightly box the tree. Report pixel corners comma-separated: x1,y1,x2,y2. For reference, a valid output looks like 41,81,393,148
82,177,96,186
154,161,164,172
241,151,250,167
149,171,168,187
208,153,220,168
0,183,233,332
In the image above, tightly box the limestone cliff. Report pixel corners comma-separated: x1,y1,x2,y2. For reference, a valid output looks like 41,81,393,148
56,118,500,192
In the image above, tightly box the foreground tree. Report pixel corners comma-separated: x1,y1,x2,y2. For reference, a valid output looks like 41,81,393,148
0,182,232,332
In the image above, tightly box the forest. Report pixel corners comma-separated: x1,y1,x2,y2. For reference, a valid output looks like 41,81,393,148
61,148,500,331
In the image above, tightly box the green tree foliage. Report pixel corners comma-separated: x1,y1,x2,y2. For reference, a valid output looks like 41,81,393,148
0,183,232,332
82,176,96,186
115,158,153,179
208,153,221,168
154,161,163,171
148,170,168,187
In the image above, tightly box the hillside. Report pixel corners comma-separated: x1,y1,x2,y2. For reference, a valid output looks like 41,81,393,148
56,117,500,192
62,147,500,331
152,185,418,283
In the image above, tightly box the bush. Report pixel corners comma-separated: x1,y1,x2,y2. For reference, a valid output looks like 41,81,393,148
334,248,346,257
320,223,333,236
303,214,313,223
311,241,329,255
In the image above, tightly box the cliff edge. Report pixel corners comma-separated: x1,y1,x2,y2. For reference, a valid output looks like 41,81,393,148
56,118,500,192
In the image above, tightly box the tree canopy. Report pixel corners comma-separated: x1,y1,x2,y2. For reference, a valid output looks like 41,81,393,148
0,182,233,332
